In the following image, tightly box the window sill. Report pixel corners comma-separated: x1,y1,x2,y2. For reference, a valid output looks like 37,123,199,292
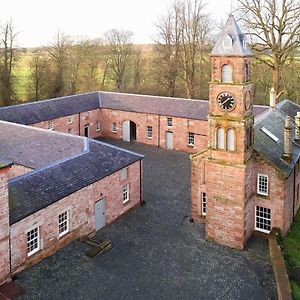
147,137,152,139
59,230,70,238
111,131,117,134
123,200,130,206
28,248,40,257
257,192,269,198
188,144,195,147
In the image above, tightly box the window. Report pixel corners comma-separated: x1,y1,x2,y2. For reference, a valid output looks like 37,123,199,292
221,64,233,83
120,167,128,180
188,132,195,146
67,116,73,124
255,206,271,233
257,174,268,196
217,128,225,149
122,184,129,204
146,114,153,121
58,211,69,237
201,192,207,216
67,128,72,134
112,123,117,132
147,126,153,138
96,121,101,131
226,129,235,151
47,121,54,130
167,117,172,127
27,227,40,256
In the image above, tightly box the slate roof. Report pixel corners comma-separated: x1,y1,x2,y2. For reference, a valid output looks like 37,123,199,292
276,99,300,119
0,121,85,169
210,14,252,57
100,91,267,120
254,105,300,178
9,139,143,225
0,92,100,125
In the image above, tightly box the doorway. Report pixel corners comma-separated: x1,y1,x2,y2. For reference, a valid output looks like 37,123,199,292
122,120,137,142
166,131,173,149
84,124,90,137
95,198,105,231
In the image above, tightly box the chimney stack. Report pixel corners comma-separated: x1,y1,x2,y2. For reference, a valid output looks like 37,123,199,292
270,87,276,108
295,112,300,142
283,116,292,162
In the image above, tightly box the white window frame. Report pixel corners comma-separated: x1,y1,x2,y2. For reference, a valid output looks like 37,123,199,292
58,211,70,237
96,121,101,132
201,192,207,216
226,128,235,151
167,117,172,127
255,206,271,233
216,128,225,149
257,173,268,196
147,126,153,139
27,226,40,256
67,116,73,124
122,184,129,204
112,123,117,133
188,132,195,146
47,121,54,130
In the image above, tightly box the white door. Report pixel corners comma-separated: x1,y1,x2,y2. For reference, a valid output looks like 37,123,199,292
166,132,173,149
123,120,130,142
95,198,105,231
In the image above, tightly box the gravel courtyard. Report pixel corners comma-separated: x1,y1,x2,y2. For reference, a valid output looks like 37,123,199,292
16,138,276,300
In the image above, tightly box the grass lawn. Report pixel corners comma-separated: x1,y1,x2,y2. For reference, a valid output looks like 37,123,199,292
283,211,300,299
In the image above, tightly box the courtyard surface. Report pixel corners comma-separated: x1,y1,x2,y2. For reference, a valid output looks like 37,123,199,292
16,138,276,299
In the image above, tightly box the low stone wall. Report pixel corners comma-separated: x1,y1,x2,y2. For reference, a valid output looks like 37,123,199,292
269,228,292,300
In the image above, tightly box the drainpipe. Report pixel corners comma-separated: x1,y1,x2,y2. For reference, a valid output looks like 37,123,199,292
158,115,161,147
78,112,81,136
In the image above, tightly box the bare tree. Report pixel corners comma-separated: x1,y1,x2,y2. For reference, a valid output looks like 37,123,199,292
154,8,181,97
237,0,300,98
104,29,133,92
0,20,18,105
46,31,72,97
27,51,52,100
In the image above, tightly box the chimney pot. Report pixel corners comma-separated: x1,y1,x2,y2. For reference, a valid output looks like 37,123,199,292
295,112,300,141
270,87,276,108
283,116,292,162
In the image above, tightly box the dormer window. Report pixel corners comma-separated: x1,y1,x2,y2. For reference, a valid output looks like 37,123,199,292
223,35,232,49
242,37,247,48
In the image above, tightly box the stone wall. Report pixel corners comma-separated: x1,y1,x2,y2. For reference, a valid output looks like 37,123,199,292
10,160,141,274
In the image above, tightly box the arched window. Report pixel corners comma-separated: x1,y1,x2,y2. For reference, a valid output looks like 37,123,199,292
226,128,235,151
221,64,233,83
244,63,250,82
217,128,225,149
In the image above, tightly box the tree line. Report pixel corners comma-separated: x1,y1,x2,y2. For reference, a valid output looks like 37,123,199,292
0,0,299,107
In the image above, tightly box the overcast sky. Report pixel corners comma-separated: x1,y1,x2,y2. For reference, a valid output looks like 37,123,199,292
0,0,235,47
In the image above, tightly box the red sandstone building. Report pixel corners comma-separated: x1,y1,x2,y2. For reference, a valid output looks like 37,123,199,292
0,14,299,284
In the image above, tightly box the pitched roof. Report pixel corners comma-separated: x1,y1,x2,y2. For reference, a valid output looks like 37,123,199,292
0,92,100,125
0,121,85,169
210,14,252,57
8,138,143,225
254,104,300,178
276,99,300,118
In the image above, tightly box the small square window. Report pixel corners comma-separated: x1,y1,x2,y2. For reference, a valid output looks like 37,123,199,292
188,132,195,146
47,121,54,130
27,227,40,256
257,174,268,196
112,123,117,133
67,128,72,134
201,192,206,216
122,184,129,204
147,126,153,139
58,211,69,237
67,116,73,124
120,168,128,180
167,117,172,127
146,115,153,121
96,121,101,131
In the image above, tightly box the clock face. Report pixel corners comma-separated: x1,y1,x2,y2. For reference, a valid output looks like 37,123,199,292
217,92,236,111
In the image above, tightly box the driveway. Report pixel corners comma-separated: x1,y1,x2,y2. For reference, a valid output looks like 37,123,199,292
16,138,276,300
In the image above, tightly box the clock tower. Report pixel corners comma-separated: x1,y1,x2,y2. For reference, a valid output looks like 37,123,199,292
191,14,255,249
